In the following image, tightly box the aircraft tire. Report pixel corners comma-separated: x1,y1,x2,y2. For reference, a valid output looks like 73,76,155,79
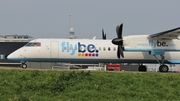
21,64,27,69
138,65,147,72
159,65,169,72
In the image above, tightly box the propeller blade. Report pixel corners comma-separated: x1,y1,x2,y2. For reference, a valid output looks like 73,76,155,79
119,45,124,58
102,29,106,39
117,45,120,58
102,29,104,37
116,23,123,39
117,45,124,58
113,23,124,59
116,25,120,38
119,24,123,39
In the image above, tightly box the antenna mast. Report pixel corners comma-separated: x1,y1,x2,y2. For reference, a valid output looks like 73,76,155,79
69,15,71,29
66,15,77,39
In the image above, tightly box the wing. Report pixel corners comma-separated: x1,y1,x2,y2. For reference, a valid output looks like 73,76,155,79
148,27,180,40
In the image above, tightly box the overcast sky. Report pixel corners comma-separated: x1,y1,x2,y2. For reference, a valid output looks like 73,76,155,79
0,0,180,39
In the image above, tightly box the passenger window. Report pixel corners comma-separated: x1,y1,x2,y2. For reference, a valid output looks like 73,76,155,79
108,47,111,51
103,47,106,51
114,47,116,51
99,47,101,51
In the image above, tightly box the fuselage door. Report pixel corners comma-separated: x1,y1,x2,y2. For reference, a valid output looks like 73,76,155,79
50,41,59,58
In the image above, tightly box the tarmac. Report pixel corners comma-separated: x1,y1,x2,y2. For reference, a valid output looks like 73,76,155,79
0,66,180,74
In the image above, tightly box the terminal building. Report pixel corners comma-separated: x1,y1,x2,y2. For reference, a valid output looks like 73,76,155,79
0,35,32,64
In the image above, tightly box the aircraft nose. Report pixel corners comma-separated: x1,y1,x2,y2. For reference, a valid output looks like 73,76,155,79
7,52,18,60
7,53,13,60
7,48,24,61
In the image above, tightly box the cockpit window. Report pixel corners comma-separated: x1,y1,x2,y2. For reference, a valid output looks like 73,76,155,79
25,42,32,46
24,42,41,47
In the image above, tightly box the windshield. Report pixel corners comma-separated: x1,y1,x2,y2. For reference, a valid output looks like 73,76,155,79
24,42,41,47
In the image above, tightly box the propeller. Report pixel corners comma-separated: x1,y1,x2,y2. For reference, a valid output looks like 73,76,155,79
102,29,106,40
112,23,124,58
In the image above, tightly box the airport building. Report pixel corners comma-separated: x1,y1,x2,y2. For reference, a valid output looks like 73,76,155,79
0,35,32,63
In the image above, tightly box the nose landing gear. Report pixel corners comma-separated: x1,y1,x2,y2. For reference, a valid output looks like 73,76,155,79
21,63,27,69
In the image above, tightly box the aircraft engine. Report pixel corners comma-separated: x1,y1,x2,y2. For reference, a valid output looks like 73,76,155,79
112,23,124,58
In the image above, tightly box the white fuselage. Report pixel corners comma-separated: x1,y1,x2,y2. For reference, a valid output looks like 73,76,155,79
7,35,180,64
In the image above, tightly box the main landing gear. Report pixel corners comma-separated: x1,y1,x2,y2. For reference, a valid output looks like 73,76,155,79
154,55,169,72
21,63,27,69
138,54,169,72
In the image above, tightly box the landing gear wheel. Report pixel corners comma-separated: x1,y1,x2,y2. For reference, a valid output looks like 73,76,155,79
159,65,169,72
138,65,147,72
21,64,27,69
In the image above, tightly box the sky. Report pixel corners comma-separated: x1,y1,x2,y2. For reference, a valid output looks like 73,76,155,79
0,0,180,39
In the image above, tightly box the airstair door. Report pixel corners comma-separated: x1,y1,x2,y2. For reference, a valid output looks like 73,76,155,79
50,41,59,58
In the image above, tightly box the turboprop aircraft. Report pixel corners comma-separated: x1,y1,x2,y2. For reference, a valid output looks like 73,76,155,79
7,23,180,72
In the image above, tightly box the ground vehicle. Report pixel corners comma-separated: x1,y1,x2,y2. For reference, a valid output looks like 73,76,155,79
107,64,121,71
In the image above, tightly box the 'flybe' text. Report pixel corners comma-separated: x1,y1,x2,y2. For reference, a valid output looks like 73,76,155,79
61,42,99,57
138,40,176,48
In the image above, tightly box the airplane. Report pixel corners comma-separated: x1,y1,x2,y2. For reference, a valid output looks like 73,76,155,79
7,23,180,72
